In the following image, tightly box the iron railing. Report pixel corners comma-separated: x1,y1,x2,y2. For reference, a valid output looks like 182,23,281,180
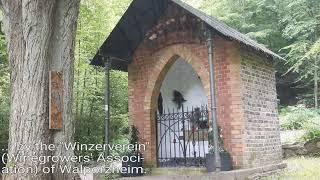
156,105,209,167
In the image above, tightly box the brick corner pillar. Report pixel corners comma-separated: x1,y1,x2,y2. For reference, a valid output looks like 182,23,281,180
240,50,282,168
213,37,282,169
128,51,158,167
214,37,245,169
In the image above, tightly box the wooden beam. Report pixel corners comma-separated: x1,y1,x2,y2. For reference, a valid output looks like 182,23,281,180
49,71,63,130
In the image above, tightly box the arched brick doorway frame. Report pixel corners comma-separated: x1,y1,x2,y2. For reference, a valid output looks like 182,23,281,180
143,44,211,166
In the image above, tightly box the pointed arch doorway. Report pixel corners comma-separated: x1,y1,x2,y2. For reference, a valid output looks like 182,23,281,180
155,58,210,167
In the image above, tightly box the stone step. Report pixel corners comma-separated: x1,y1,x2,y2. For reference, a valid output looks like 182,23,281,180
151,167,207,176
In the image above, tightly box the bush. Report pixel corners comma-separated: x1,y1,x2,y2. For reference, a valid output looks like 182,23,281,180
302,123,320,142
279,106,320,130
280,106,320,142
74,113,129,161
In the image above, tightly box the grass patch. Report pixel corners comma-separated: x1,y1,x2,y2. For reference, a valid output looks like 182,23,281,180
264,157,320,180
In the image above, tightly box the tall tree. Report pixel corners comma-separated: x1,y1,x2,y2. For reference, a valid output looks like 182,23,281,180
200,0,320,105
0,0,80,179
278,0,320,107
73,0,131,154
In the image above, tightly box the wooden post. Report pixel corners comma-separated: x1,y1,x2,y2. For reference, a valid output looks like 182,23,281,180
49,71,63,130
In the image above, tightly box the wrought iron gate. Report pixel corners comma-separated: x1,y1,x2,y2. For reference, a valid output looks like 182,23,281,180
156,106,209,167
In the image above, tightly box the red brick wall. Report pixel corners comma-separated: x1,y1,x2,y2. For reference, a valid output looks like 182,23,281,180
128,3,215,166
240,52,282,168
129,42,212,166
128,3,280,169
129,32,247,168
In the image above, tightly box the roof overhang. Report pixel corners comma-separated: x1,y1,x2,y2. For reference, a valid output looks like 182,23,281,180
91,0,284,71
91,0,169,71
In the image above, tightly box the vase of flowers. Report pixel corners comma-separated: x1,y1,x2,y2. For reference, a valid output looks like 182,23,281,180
205,127,232,172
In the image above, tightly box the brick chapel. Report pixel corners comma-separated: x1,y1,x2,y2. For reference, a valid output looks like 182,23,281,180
91,0,283,171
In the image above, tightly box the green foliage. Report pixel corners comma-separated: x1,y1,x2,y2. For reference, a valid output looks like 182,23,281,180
119,125,140,157
199,0,320,103
279,106,320,141
303,125,320,142
73,0,132,159
279,106,320,130
301,116,320,141
279,0,320,83
306,39,320,58
200,0,288,53
0,22,9,169
74,114,104,159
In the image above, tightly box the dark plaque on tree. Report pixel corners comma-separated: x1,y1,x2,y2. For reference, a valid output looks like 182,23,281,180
49,71,63,130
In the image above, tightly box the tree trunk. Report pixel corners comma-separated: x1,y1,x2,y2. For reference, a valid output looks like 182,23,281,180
0,0,80,179
80,69,87,116
315,58,318,108
75,19,81,117
89,69,98,118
